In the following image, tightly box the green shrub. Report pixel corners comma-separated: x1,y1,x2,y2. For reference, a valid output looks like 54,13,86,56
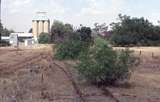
76,37,136,85
54,39,88,60
54,29,92,60
38,33,50,44
0,40,10,47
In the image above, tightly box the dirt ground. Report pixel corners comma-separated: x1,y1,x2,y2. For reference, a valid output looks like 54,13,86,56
0,46,160,102
109,47,160,102
0,45,115,102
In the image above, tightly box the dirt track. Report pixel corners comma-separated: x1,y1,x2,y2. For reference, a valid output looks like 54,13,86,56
0,46,160,102
0,46,116,102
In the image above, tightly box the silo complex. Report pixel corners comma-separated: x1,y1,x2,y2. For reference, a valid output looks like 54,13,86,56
32,12,50,41
44,21,50,33
32,21,38,39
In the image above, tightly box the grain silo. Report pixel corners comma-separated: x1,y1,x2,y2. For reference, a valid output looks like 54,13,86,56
38,21,43,34
44,21,50,33
32,12,50,41
32,20,38,40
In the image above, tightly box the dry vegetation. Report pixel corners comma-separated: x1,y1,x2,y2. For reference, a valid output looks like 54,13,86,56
0,45,160,102
0,45,115,102
109,47,160,102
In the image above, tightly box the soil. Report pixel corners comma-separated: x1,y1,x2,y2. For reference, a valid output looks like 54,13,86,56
0,46,160,102
109,47,160,102
0,45,115,102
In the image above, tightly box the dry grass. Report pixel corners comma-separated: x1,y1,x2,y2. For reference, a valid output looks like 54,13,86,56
0,46,160,102
108,47,160,102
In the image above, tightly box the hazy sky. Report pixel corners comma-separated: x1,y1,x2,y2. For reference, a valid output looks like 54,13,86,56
2,0,160,32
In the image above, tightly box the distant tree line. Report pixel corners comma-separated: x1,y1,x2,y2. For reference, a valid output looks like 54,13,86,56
110,14,160,46
0,23,2,41
0,22,14,38
0,22,14,44
50,20,74,43
35,14,160,47
0,23,13,46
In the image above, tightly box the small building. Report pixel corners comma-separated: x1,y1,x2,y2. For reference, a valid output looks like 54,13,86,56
10,32,33,41
9,32,34,46
1,36,10,42
24,39,35,46
9,34,18,47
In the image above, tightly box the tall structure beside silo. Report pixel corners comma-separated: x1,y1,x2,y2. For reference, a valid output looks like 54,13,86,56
32,12,50,41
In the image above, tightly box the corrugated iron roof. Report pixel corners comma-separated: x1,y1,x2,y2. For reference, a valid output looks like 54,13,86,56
1,36,10,40
11,33,33,37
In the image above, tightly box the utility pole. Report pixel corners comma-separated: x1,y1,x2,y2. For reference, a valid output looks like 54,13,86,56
0,0,1,19
0,0,1,41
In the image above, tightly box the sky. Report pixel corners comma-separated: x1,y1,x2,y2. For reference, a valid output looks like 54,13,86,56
2,0,160,32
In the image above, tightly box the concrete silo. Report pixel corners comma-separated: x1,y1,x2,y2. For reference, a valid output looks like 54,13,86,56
38,21,44,34
32,12,50,41
32,20,38,40
44,20,50,33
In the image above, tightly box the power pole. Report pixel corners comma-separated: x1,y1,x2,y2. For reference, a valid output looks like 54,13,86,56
0,0,1,41
0,0,1,19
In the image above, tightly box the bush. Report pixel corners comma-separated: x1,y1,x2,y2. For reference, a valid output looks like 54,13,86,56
51,21,73,43
54,39,88,60
0,40,10,47
54,27,93,60
38,33,50,44
76,37,136,85
77,27,92,43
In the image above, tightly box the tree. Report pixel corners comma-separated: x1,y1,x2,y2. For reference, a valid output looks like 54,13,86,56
38,33,50,44
54,26,92,60
0,22,14,37
28,28,32,33
93,23,111,38
94,23,108,33
0,22,14,39
76,37,136,85
0,22,3,41
111,14,160,46
0,23,11,46
1,28,14,36
51,20,73,43
77,26,92,43
54,38,85,60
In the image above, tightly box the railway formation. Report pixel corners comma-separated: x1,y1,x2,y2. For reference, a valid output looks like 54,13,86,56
0,51,118,102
